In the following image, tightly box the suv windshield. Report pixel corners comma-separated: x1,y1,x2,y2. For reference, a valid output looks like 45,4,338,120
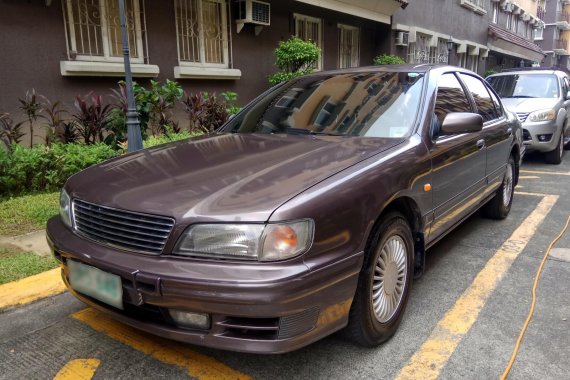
487,74,559,99
221,72,425,138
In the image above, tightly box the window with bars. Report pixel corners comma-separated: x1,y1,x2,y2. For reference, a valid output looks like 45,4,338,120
175,0,229,67
294,14,323,70
63,0,145,63
407,33,431,64
492,2,499,23
338,24,360,69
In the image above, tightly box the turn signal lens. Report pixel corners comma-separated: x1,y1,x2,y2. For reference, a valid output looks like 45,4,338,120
261,221,313,261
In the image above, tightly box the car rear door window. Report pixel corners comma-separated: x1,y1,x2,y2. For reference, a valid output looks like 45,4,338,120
434,73,472,128
459,74,501,122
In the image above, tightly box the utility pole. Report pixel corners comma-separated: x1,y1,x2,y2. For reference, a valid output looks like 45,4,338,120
119,0,143,152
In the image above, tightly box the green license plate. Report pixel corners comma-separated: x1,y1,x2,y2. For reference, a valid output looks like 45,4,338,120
68,260,123,310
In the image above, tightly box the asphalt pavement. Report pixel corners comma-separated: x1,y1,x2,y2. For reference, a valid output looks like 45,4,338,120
1,151,569,380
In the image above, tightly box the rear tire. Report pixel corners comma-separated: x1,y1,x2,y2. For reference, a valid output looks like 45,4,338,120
544,131,564,164
345,212,414,346
483,155,515,220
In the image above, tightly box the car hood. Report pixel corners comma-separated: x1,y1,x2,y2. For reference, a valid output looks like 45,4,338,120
500,97,559,113
68,133,403,223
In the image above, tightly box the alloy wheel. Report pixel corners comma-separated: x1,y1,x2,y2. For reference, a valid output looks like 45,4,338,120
503,162,513,208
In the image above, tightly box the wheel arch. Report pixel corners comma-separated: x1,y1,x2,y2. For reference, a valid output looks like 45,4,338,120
366,196,426,278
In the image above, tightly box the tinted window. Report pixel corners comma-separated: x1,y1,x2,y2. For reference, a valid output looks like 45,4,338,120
487,74,559,99
487,85,503,118
221,72,425,138
434,73,472,126
460,74,500,122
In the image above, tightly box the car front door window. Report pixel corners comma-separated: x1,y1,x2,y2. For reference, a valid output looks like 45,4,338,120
432,73,472,138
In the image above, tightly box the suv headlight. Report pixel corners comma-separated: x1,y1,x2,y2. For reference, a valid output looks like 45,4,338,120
528,109,556,122
60,189,73,228
173,220,314,261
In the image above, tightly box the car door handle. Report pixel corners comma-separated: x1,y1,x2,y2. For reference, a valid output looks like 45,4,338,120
506,127,513,136
476,139,486,150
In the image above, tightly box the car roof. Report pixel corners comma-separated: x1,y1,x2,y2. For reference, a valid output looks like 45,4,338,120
488,69,560,77
304,64,476,76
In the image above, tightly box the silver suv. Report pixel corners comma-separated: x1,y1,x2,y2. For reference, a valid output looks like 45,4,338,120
487,69,570,164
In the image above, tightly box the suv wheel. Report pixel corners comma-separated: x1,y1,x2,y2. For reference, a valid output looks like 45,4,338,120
484,155,515,219
544,131,564,165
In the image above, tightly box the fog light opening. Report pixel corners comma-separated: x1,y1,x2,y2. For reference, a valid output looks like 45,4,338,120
169,309,210,330
537,134,553,142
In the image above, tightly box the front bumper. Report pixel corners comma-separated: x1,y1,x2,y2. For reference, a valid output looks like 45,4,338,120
47,217,363,354
521,120,560,153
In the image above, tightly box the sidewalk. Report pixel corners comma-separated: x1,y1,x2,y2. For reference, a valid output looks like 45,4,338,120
0,229,65,310
0,230,51,257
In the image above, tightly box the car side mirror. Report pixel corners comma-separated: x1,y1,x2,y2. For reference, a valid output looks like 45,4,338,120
566,90,570,100
440,113,483,135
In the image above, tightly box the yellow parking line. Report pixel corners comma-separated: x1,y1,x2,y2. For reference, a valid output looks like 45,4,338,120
518,176,540,180
0,268,65,310
520,169,570,176
395,194,558,380
72,308,250,380
53,359,100,380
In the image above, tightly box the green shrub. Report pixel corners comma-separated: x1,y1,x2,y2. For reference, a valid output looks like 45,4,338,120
373,54,406,65
485,69,497,77
268,36,320,86
144,129,202,149
0,143,117,195
110,79,183,140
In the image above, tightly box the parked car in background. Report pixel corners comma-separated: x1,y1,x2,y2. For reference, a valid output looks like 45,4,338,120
47,65,523,354
487,68,570,164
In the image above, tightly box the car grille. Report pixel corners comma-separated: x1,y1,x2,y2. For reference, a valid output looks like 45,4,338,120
522,129,532,141
72,199,175,255
516,112,530,123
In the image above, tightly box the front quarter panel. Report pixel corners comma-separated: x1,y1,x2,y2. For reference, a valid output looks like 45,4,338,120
269,135,432,272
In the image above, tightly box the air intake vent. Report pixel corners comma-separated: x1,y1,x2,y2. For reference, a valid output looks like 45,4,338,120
72,199,174,255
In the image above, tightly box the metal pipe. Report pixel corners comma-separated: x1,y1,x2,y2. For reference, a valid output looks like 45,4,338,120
119,0,143,152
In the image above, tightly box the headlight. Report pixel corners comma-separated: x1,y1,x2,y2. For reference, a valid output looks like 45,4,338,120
528,109,556,122
173,220,314,261
60,189,73,228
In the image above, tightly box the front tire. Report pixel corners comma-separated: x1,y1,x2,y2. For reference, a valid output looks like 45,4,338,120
345,212,414,346
544,131,564,164
483,155,515,220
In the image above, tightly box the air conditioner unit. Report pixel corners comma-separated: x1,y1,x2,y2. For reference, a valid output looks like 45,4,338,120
236,0,270,35
395,31,409,46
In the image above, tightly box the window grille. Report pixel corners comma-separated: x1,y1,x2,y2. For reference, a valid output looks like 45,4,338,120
338,24,360,69
294,14,323,70
407,33,430,64
62,0,146,63
175,0,229,67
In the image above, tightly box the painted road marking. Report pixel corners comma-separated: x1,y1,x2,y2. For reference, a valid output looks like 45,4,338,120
518,176,540,180
53,359,100,380
395,193,558,380
72,308,250,380
0,268,65,310
520,170,570,176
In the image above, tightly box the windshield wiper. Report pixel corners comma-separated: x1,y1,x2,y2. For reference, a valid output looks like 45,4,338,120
508,95,537,98
308,131,345,136
286,128,344,136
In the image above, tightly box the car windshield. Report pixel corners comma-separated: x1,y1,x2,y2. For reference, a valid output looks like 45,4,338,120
221,72,425,138
487,74,559,99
